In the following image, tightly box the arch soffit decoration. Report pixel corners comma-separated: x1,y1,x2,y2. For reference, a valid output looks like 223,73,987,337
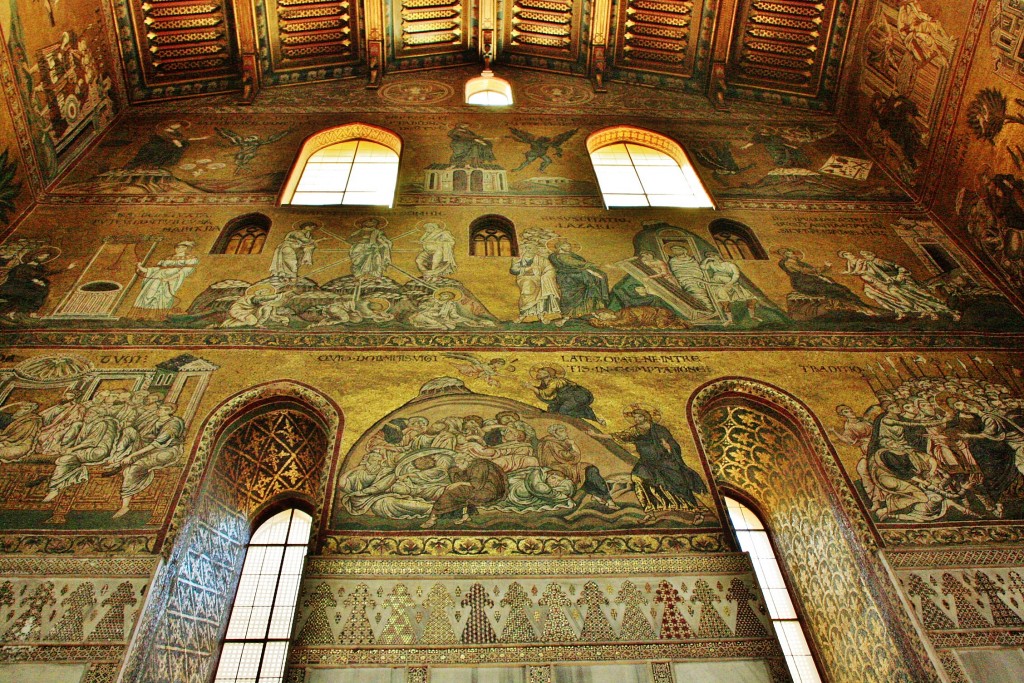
586,125,692,169
162,379,344,554
278,123,404,205
687,377,942,683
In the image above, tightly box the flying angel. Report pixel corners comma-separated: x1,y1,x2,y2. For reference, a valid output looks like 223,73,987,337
442,352,517,386
216,127,293,173
508,127,578,172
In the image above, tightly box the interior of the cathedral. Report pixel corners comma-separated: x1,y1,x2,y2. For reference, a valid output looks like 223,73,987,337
0,1,1023,682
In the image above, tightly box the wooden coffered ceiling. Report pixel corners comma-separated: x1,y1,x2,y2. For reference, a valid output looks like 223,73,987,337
114,0,854,107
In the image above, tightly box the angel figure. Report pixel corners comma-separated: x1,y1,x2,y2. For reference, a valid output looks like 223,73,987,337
442,352,516,386
743,124,837,169
509,127,578,172
216,127,293,173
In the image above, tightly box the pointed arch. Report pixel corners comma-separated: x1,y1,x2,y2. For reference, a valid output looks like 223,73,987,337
688,378,943,683
121,381,342,683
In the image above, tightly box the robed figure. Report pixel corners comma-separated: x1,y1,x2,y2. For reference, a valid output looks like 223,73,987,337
607,405,708,522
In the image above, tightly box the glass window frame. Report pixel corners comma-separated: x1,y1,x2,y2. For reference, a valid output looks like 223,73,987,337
721,491,826,683
289,139,400,208
277,124,403,209
214,506,313,683
585,127,715,210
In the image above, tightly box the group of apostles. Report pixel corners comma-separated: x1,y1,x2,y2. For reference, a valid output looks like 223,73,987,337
0,386,185,518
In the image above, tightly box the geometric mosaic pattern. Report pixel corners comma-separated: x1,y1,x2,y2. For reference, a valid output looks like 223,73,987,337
0,578,146,645
898,568,1024,648
123,402,331,682
694,383,944,683
292,575,772,648
212,408,330,517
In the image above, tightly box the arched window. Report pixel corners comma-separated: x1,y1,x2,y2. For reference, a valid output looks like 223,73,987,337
465,70,513,106
215,507,312,683
724,495,821,683
469,215,518,256
279,123,402,207
211,213,271,255
586,126,714,208
709,219,768,260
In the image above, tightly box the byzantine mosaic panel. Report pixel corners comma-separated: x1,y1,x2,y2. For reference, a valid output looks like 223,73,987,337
0,0,124,182
0,345,1021,557
0,557,152,667
289,554,785,669
0,352,217,554
889,546,1024,643
7,200,1023,353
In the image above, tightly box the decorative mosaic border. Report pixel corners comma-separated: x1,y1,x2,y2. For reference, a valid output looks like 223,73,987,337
2,330,1023,351
304,553,754,577
290,640,780,666
880,525,1024,549
33,191,918,212
0,556,156,577
0,644,125,663
886,546,1024,570
0,533,158,557
318,532,730,558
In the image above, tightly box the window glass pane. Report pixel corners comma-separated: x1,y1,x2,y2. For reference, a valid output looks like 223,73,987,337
590,143,633,165
237,641,265,679
767,588,797,619
353,141,397,161
791,655,822,683
347,163,394,191
287,138,398,206
225,606,253,639
281,546,307,576
287,511,312,544
216,507,313,683
747,531,776,561
258,641,290,682
603,194,651,207
635,165,687,195
309,141,357,161
756,557,787,589
252,511,292,544
295,165,351,193
724,497,820,683
290,192,345,205
216,643,245,680
625,143,677,165
779,621,811,656
593,165,644,194
590,135,714,208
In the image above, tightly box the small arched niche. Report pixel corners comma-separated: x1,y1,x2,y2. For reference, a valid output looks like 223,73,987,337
469,214,519,257
708,218,768,260
210,212,271,255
